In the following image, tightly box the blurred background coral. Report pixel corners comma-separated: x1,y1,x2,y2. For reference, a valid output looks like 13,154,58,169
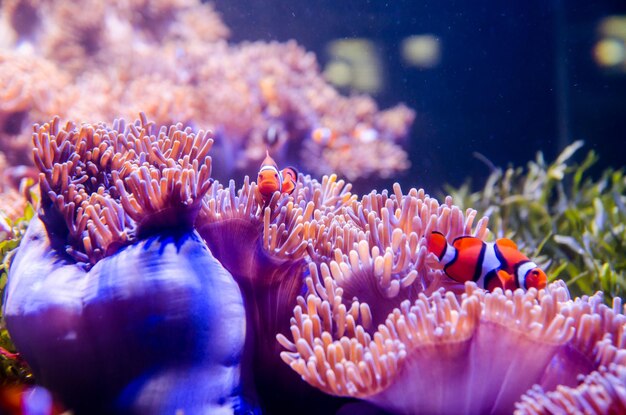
217,0,626,190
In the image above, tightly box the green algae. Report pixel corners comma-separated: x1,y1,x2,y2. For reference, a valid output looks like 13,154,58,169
0,196,35,385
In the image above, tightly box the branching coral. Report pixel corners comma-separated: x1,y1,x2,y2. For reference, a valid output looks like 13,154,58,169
0,51,70,165
0,0,414,182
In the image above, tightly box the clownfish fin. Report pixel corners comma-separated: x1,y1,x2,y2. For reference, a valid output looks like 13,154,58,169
495,237,518,250
451,235,484,251
427,231,448,260
281,181,295,195
280,166,298,195
485,269,502,291
496,269,518,291
261,149,278,168
485,269,517,292
281,166,298,182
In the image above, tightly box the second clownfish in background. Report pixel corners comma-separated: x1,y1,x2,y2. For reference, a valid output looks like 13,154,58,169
257,151,298,199
427,231,547,292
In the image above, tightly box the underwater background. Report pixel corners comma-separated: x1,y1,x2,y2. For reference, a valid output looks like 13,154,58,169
1,0,626,414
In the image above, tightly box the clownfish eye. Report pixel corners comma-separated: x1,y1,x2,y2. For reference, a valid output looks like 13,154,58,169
274,174,278,178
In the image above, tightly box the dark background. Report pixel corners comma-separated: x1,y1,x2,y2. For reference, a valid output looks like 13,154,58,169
214,0,626,192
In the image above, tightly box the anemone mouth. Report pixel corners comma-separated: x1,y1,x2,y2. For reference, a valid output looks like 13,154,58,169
134,202,204,238
32,114,214,266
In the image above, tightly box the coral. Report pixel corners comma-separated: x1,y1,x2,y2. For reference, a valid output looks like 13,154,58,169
445,141,626,303
0,51,71,165
0,0,414,182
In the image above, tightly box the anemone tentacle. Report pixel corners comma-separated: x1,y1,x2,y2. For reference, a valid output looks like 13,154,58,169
32,113,214,265
516,363,626,414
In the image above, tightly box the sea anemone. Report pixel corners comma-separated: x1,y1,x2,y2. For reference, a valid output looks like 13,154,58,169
276,185,626,414
3,115,250,413
4,114,626,414
195,173,357,413
193,178,490,413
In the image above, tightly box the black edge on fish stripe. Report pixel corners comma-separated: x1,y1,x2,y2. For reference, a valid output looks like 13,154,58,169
484,269,498,289
433,231,447,261
443,247,458,275
493,243,507,270
513,260,531,289
472,241,486,282
443,236,485,283
444,236,469,275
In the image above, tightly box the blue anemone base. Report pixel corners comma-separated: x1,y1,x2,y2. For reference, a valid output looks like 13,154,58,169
3,216,253,414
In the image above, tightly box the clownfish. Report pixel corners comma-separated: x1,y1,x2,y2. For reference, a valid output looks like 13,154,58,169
257,151,298,199
352,124,379,143
427,231,547,292
311,127,338,147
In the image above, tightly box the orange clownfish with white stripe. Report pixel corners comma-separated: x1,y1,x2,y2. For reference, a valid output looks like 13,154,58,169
257,151,298,199
427,231,547,291
311,127,338,147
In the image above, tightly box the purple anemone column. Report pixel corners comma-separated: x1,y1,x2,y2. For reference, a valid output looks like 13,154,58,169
2,115,255,414
4,217,247,414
